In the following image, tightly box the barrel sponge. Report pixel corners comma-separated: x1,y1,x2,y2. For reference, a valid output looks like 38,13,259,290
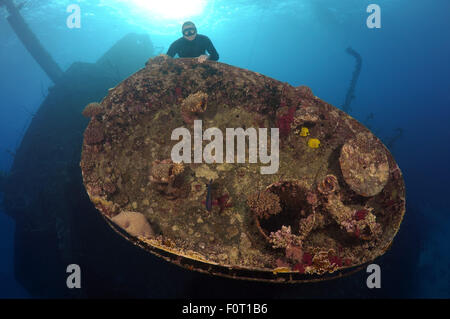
111,211,154,238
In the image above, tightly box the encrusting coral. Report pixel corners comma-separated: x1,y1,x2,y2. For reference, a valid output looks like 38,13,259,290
269,225,302,249
247,190,281,220
150,159,183,184
292,106,320,127
181,91,208,124
270,226,304,264
83,119,104,145
309,249,340,275
298,213,316,240
317,174,339,195
247,173,384,273
325,193,382,240
296,85,314,99
324,194,354,230
78,54,405,282
339,132,389,197
149,159,185,198
82,102,105,118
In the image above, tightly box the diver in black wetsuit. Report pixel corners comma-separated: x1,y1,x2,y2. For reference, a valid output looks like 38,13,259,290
167,21,219,63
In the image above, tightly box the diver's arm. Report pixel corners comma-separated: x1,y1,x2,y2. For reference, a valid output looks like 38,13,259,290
205,37,219,61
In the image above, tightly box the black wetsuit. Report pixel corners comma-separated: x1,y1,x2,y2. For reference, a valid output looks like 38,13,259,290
167,34,219,61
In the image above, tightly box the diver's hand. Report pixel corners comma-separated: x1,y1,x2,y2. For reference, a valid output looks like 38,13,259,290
197,55,209,63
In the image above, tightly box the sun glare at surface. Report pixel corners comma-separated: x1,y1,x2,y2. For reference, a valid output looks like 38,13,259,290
125,0,207,20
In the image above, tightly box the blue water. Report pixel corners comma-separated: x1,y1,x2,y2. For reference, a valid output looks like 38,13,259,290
0,0,449,298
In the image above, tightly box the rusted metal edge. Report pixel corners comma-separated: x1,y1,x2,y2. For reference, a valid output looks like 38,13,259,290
103,215,368,283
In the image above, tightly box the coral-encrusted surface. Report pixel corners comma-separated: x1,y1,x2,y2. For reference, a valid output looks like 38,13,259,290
80,55,405,282
340,132,389,197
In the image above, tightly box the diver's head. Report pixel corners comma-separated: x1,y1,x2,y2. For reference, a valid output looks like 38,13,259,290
182,21,197,41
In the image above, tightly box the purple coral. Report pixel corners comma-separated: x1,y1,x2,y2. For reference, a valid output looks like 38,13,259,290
276,106,296,138
269,225,301,249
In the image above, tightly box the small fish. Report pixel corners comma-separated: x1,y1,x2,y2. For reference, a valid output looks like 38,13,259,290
205,179,213,212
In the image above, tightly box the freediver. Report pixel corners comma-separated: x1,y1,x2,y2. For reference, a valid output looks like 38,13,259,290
166,21,219,63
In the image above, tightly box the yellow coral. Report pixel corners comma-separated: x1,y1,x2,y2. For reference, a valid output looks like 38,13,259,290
272,267,291,274
299,127,310,137
308,138,320,148
91,196,114,208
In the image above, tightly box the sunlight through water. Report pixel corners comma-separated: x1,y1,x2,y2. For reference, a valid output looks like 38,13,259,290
120,0,207,21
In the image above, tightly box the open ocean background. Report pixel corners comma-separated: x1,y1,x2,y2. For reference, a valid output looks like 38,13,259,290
0,0,449,298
